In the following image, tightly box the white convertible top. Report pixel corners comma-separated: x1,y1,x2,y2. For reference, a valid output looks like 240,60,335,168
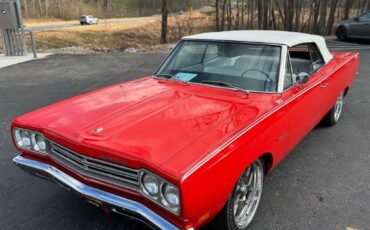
184,30,333,63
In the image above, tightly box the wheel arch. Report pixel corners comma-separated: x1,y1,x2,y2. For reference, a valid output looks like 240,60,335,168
344,86,350,97
336,25,348,33
259,152,274,175
181,150,275,227
336,25,348,40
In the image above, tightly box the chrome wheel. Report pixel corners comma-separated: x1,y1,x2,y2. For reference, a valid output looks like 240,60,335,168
334,92,344,122
233,160,264,229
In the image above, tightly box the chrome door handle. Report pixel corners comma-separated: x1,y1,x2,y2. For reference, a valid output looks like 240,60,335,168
321,83,329,88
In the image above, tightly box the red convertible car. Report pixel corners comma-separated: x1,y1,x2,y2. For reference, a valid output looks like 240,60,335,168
12,31,359,230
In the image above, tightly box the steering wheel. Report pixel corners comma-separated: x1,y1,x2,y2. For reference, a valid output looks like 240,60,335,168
241,69,274,82
241,69,276,91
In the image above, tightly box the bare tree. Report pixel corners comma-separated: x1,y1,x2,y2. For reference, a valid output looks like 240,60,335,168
326,0,339,35
104,0,111,18
227,0,232,30
241,0,245,29
215,0,220,31
221,0,227,31
343,0,355,19
161,0,169,44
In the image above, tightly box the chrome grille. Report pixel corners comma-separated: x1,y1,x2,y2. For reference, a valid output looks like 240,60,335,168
48,140,140,190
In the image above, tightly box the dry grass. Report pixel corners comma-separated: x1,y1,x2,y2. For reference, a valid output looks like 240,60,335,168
24,18,67,24
19,12,213,52
23,16,156,28
0,13,213,53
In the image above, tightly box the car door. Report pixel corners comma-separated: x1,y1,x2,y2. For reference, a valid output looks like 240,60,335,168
282,43,328,153
350,11,370,37
360,12,370,38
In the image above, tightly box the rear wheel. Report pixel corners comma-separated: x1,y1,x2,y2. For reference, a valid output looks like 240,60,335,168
336,26,347,41
321,91,345,126
211,159,264,230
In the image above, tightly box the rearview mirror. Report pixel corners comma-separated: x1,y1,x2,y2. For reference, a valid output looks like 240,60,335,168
354,16,360,22
296,72,309,86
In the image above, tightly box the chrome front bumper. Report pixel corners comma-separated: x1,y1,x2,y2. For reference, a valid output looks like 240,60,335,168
13,155,179,230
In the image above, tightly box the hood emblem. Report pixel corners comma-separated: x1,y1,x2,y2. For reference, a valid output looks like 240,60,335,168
93,127,104,134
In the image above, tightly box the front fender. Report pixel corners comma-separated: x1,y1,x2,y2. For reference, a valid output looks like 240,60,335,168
179,105,289,228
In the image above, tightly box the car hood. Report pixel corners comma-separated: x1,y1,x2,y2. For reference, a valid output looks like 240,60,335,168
13,77,278,179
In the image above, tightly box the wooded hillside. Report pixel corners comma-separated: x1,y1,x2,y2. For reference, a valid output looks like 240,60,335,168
20,0,370,36
211,0,370,35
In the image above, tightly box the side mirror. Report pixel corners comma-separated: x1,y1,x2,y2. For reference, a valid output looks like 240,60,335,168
296,72,309,86
354,17,360,22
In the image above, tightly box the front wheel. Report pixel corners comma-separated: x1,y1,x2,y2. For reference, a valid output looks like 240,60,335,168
211,159,264,230
336,26,347,41
321,91,345,126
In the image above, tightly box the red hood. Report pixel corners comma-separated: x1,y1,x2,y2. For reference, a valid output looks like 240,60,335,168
13,77,279,180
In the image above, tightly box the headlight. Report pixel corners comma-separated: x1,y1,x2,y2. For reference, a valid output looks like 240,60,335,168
13,128,48,154
161,184,180,212
142,173,159,197
14,129,31,148
140,171,181,215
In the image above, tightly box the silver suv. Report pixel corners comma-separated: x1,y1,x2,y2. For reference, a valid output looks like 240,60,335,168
80,15,99,25
336,11,370,41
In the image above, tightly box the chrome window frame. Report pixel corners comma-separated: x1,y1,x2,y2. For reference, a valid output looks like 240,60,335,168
277,45,288,93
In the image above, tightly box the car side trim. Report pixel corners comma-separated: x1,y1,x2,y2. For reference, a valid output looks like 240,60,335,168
183,54,357,181
13,155,179,230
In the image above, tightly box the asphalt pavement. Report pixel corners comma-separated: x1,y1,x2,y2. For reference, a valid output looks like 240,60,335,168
0,41,369,230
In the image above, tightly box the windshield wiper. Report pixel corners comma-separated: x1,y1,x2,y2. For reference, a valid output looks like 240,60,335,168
200,80,250,94
155,74,176,79
154,74,189,85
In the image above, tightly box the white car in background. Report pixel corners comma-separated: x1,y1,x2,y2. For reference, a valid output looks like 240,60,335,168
80,15,99,25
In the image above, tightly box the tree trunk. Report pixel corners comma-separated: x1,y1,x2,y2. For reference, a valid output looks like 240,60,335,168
271,2,277,29
257,0,263,29
215,0,220,31
294,0,302,31
312,0,321,33
241,0,245,29
343,0,353,20
235,0,239,29
227,0,232,30
263,0,269,29
326,0,339,35
317,0,328,34
275,0,287,29
161,0,169,44
221,0,227,31
283,0,295,31
249,0,255,29
104,0,110,18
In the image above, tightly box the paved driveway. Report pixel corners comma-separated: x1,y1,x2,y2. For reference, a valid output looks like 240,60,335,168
0,49,369,230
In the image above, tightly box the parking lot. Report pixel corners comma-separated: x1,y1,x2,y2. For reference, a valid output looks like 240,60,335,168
0,41,369,230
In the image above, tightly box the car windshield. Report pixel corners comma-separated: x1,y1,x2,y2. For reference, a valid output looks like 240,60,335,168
156,41,281,92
